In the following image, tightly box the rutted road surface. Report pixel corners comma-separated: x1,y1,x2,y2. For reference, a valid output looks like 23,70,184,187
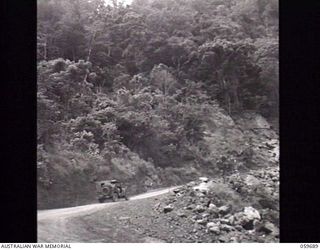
38,187,178,242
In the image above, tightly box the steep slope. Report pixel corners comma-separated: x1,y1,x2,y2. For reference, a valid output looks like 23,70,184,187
38,104,278,209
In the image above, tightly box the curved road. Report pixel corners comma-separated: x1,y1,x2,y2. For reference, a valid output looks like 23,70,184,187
38,186,178,242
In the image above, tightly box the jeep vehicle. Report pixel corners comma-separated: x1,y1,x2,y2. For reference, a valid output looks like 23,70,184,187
96,180,128,203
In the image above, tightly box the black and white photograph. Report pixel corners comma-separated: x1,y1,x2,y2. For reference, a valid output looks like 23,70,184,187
37,0,279,243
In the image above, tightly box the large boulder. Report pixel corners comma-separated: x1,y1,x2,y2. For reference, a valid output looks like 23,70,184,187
234,207,261,230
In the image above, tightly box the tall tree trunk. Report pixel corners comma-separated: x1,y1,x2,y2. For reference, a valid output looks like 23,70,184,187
86,30,97,62
83,30,98,85
221,78,232,114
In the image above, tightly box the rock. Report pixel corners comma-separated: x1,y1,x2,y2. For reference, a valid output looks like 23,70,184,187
212,218,222,224
186,205,194,210
234,207,261,230
194,205,206,213
220,224,234,232
196,192,206,197
265,142,275,149
229,236,238,242
219,219,230,224
218,235,228,242
175,192,183,197
223,213,231,218
163,205,174,213
218,205,231,215
209,203,216,208
199,177,209,182
169,198,177,203
192,215,200,221
244,207,261,220
207,222,219,228
196,219,207,225
173,188,182,194
245,175,260,186
208,204,219,216
228,215,235,225
257,222,279,236
202,213,210,218
209,226,220,234
177,211,187,218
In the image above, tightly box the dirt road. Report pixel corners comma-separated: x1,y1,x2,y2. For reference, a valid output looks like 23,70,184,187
38,187,178,242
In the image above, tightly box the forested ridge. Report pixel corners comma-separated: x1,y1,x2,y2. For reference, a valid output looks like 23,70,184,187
37,0,278,209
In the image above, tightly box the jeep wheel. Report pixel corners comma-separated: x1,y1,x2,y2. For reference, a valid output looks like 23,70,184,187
124,195,129,201
112,192,119,202
98,198,104,203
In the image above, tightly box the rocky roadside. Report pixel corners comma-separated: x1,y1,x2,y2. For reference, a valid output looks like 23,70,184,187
53,166,278,243
152,170,279,243
49,131,279,243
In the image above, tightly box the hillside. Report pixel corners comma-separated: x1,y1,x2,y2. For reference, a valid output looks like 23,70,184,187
37,0,279,219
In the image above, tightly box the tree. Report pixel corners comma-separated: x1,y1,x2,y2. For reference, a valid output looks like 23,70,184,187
254,37,278,117
195,39,263,113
